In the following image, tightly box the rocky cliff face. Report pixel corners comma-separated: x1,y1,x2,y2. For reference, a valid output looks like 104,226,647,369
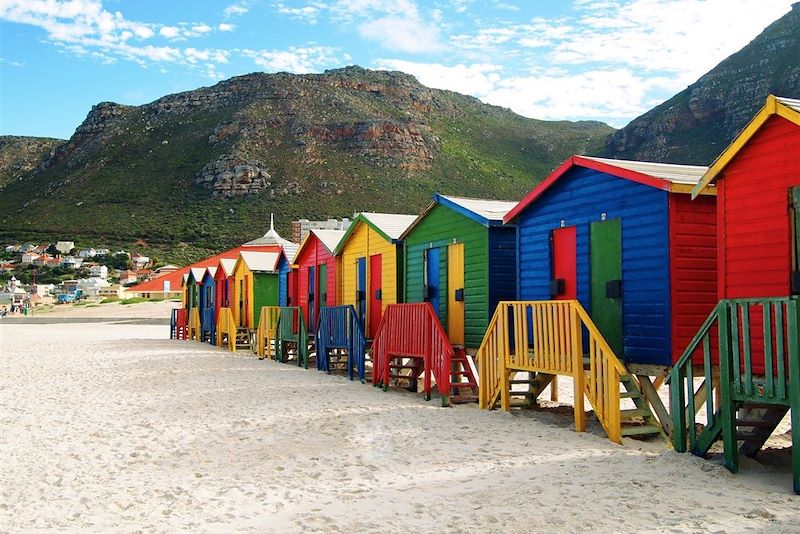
0,136,63,190
604,3,800,164
0,66,612,259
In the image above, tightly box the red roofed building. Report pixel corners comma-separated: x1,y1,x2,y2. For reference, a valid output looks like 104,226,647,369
126,217,294,300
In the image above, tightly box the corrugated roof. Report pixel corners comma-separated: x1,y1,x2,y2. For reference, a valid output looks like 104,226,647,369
776,96,800,113
439,195,518,221
238,251,281,273
311,229,346,253
360,212,418,239
581,156,708,185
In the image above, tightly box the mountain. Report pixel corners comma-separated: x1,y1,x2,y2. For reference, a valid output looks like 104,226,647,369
604,3,800,164
0,136,63,190
0,66,612,263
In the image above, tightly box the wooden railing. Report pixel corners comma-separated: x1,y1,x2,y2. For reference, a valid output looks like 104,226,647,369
187,307,201,342
276,307,309,368
372,303,455,406
316,305,367,382
476,301,628,443
216,307,236,352
255,306,282,359
170,308,187,340
668,297,800,456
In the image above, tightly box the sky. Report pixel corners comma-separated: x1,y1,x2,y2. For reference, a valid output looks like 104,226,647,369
0,0,795,140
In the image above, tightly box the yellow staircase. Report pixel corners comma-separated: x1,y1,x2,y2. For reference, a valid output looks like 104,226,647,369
477,300,662,443
216,307,236,352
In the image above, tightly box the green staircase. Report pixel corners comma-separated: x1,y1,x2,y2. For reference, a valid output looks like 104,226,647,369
668,297,800,493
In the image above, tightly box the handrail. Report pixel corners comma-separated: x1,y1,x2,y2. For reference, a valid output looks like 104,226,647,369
316,305,367,382
372,303,455,405
216,307,236,352
476,300,629,443
276,307,309,368
187,307,201,342
255,306,282,359
668,297,800,455
170,308,188,340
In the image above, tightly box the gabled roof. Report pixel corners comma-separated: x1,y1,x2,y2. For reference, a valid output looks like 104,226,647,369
401,194,517,238
333,212,417,255
504,155,710,223
235,251,282,273
692,94,800,197
216,258,237,277
201,266,217,282
293,229,346,265
187,267,207,284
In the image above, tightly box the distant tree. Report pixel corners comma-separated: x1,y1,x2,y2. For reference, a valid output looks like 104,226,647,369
46,244,59,256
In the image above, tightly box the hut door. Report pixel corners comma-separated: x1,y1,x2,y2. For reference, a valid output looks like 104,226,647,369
319,264,328,307
307,266,316,331
356,257,367,329
447,243,465,346
590,219,623,357
551,227,577,300
424,248,441,317
369,254,383,338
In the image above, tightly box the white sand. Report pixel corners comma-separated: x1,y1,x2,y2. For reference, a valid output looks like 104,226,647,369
1,322,798,533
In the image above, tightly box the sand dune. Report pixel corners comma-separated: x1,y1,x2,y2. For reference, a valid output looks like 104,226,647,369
0,322,797,532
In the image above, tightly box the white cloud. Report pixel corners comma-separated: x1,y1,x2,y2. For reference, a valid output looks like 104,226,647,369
224,2,250,17
275,2,328,24
190,24,212,34
375,59,503,95
218,23,235,31
242,45,339,73
159,26,180,38
359,15,444,54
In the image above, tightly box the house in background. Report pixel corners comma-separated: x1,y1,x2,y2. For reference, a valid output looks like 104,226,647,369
78,248,97,258
131,253,151,269
118,270,139,285
21,252,40,265
62,257,84,269
55,241,75,254
89,265,109,279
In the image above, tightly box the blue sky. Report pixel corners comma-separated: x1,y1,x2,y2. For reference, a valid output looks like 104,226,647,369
0,0,795,139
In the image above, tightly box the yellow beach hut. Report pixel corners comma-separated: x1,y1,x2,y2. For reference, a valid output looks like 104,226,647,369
333,212,417,339
230,250,286,331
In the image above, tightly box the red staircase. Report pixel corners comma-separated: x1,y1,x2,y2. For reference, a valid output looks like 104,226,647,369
372,303,469,406
449,347,479,404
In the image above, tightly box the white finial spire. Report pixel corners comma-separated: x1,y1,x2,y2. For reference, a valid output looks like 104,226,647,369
270,213,275,231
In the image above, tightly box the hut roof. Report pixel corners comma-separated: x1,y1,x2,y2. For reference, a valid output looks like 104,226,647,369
504,155,710,223
217,258,237,277
693,95,800,197
236,251,282,273
401,194,517,238
334,212,417,255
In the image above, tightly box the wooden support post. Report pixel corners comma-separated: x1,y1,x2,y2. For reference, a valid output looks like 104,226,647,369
787,298,800,494
571,307,586,433
718,303,739,473
637,374,673,436
550,375,559,402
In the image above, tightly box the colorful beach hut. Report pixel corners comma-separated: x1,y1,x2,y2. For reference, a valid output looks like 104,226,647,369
199,267,217,342
669,95,800,492
503,155,717,367
230,250,287,331
334,212,417,338
399,194,517,348
293,229,345,333
185,266,207,340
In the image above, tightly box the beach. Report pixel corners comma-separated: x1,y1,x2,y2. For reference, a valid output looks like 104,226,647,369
1,308,798,533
